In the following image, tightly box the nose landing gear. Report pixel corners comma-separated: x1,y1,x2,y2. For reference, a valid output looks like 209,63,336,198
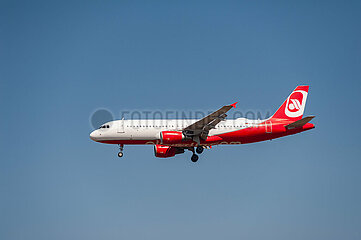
118,144,124,158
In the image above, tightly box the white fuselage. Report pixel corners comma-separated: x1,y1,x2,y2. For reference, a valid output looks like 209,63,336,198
90,118,262,142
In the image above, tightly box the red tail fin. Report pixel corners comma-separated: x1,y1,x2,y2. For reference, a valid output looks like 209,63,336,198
271,85,309,121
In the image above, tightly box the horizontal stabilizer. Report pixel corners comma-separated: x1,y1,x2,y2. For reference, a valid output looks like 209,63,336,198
285,116,315,130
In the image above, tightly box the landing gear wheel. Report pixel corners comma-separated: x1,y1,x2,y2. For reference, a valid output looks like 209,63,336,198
191,154,199,162
196,146,204,154
117,144,124,158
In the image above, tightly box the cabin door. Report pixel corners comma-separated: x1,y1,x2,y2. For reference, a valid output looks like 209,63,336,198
117,118,125,133
265,120,272,133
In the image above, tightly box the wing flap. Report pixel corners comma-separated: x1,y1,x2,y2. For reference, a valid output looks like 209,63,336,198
183,102,237,140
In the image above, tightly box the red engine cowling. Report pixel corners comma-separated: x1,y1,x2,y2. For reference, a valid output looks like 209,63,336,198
160,131,185,145
154,145,176,158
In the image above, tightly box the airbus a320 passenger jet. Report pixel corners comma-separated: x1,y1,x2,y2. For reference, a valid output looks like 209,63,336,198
90,85,315,162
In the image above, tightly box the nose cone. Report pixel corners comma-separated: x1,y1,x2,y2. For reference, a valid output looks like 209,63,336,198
90,130,98,141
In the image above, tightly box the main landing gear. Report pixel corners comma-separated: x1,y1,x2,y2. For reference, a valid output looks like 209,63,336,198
191,154,199,162
118,144,124,158
189,146,205,163
196,146,204,154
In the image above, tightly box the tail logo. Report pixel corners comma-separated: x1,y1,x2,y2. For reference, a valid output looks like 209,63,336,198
285,90,308,118
288,99,301,111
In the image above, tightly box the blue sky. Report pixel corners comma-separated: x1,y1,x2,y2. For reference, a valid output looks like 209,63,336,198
1,0,361,239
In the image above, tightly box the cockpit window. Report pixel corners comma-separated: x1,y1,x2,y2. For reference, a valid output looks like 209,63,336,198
99,125,110,129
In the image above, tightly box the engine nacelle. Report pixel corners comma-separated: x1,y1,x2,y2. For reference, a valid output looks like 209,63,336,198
154,145,176,158
160,131,185,145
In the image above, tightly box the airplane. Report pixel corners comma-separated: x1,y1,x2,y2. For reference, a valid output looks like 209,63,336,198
90,85,315,162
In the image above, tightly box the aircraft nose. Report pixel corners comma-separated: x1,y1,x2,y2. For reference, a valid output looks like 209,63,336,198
90,130,98,141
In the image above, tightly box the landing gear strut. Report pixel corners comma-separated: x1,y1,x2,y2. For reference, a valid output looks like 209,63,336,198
118,144,124,158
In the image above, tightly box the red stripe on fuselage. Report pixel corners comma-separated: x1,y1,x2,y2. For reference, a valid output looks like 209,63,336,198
97,122,314,146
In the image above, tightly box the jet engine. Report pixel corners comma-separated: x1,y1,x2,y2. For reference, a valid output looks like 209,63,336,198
154,145,184,158
160,131,186,144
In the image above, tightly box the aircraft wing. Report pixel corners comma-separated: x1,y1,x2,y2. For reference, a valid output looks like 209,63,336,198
183,102,237,140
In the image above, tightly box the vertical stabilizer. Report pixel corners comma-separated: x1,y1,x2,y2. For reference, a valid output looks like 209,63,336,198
271,85,309,121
